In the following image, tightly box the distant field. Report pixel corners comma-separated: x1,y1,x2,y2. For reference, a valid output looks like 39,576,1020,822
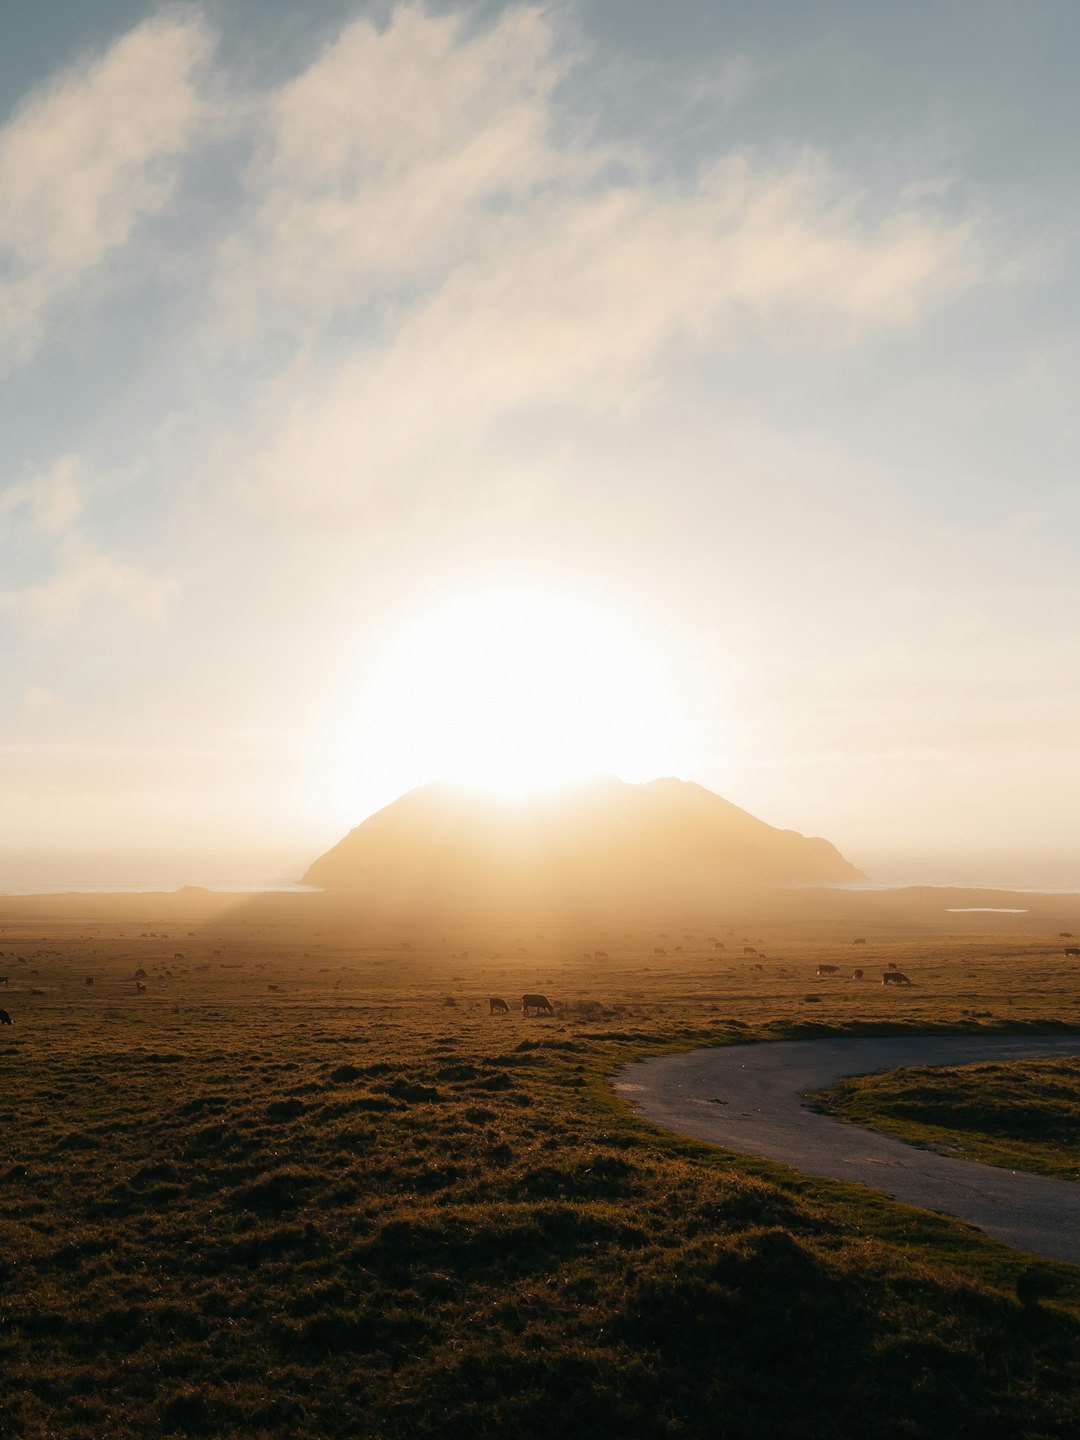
2,893,1080,1438
816,1057,1080,1181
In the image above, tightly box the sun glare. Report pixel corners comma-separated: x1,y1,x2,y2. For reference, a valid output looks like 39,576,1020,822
332,581,683,812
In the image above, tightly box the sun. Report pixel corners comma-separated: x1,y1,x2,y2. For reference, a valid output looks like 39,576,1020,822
334,579,682,809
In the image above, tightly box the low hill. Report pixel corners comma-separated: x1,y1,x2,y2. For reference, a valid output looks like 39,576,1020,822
301,777,862,916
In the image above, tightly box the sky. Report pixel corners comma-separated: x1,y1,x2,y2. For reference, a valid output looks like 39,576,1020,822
1,0,1078,888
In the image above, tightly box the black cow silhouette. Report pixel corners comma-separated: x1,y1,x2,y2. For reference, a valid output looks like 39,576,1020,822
522,993,554,1016
489,996,510,1014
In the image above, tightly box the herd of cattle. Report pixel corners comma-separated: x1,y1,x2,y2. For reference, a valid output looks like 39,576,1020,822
1,932,1079,1025
487,935,1080,1011
814,962,913,985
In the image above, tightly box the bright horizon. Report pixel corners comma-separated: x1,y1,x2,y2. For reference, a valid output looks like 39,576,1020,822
2,2,1078,890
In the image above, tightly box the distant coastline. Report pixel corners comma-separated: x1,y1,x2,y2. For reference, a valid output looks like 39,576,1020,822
0,876,1076,899
0,880,322,897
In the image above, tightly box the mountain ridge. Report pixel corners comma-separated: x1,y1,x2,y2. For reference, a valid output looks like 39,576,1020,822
302,777,863,915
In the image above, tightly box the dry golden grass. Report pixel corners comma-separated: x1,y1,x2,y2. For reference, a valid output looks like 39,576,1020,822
2,890,1080,1438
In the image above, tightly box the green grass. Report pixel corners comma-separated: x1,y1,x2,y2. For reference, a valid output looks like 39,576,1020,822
2,912,1080,1437
815,1057,1080,1182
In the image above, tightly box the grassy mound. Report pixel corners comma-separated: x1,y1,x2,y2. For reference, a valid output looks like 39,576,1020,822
4,1017,1080,1439
816,1057,1080,1182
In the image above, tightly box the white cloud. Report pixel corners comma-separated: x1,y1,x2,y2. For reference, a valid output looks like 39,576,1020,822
0,5,990,610
234,146,980,511
0,12,213,370
6,544,173,628
216,4,577,336
0,454,87,536
197,6,987,515
0,456,171,627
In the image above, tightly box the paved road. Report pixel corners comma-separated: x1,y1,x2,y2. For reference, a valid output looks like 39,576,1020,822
614,1035,1080,1264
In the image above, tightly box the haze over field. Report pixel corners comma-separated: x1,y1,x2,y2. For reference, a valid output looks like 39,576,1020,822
1,1,1078,889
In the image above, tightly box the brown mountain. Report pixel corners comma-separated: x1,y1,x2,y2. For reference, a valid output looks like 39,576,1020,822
301,777,862,916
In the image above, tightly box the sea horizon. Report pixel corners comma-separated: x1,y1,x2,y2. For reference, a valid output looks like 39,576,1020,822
1,868,1076,899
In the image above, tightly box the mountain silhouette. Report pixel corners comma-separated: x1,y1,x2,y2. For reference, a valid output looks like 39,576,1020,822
302,777,862,916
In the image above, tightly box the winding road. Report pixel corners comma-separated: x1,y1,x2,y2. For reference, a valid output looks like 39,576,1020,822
614,1034,1080,1264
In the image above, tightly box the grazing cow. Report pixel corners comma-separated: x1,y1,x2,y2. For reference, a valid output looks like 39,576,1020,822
135,981,147,993
851,968,864,980
852,937,867,946
489,997,510,1014
1064,947,1080,957
816,964,839,977
0,1008,11,1025
674,946,683,953
594,950,608,959
522,992,554,1016
0,977,7,986
134,967,147,979
84,977,94,987
882,970,913,986
743,947,758,956
752,963,764,972
654,948,666,956
1059,933,1074,939
268,984,281,992
582,952,592,960
887,962,899,971
713,941,725,951
173,952,184,960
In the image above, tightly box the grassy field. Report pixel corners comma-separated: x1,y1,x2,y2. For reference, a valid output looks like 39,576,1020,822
2,894,1080,1438
816,1057,1080,1182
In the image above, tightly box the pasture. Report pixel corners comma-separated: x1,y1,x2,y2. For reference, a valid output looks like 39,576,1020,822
2,892,1080,1438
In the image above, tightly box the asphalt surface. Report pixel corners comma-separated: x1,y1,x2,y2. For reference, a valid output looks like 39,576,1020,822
614,1034,1080,1264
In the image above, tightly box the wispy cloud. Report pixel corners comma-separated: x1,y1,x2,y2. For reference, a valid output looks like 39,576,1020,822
0,4,993,610
1,457,172,627
0,454,88,536
0,12,213,371
215,4,576,337
216,2,982,512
